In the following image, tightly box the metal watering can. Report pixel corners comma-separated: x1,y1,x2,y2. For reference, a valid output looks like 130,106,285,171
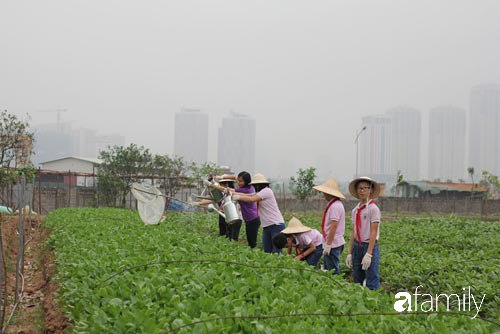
208,184,224,204
194,177,223,202
220,193,241,225
201,178,241,225
207,193,241,225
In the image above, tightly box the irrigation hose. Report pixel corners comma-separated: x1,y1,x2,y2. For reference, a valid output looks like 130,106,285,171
100,259,337,285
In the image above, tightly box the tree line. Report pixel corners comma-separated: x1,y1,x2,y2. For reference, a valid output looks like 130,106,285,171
96,144,222,206
1,110,499,207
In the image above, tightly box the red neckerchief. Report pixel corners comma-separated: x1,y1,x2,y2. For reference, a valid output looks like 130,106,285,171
294,247,303,256
292,238,303,257
321,198,339,239
355,200,375,246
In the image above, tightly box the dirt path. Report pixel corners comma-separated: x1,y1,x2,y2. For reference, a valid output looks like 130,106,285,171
1,215,69,334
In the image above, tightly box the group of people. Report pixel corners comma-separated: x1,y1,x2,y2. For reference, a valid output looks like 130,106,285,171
195,172,382,290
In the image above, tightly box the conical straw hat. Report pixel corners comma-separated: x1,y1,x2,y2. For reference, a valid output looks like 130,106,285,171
313,178,346,200
282,216,311,234
250,173,270,185
349,176,381,199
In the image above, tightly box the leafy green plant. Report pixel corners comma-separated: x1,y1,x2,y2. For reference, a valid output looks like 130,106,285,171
291,213,500,323
45,209,498,333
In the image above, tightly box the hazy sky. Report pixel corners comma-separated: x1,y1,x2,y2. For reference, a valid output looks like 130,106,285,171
2,0,499,181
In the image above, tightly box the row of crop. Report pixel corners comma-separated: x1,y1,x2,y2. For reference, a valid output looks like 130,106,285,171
46,208,497,333
204,211,499,321
286,213,499,322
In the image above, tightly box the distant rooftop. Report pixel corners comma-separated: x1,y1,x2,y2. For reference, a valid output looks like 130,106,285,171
40,156,103,165
400,180,488,193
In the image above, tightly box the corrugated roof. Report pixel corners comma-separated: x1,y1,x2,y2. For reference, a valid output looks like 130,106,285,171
401,181,488,194
40,156,102,165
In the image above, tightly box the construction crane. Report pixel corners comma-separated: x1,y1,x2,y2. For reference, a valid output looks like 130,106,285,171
36,108,68,131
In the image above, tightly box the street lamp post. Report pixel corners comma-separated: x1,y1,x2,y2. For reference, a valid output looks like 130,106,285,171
355,126,367,177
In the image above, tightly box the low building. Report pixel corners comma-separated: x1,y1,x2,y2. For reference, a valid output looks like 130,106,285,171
39,157,102,187
396,181,488,199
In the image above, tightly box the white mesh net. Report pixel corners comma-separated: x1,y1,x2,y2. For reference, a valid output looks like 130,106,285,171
132,183,165,225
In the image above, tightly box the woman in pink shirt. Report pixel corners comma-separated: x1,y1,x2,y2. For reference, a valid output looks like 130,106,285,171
232,173,285,253
313,178,346,274
346,176,381,290
272,217,323,267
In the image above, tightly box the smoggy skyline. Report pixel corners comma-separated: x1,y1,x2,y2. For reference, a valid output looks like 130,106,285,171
2,1,500,181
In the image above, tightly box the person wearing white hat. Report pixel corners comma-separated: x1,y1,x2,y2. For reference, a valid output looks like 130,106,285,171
313,178,346,274
346,176,382,290
232,173,286,253
272,217,323,267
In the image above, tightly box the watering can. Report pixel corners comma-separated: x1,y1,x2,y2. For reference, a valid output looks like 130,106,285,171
220,193,241,225
194,177,241,224
193,178,224,203
208,184,224,204
205,192,241,225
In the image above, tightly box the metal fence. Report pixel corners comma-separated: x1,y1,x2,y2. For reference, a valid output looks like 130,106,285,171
0,169,197,214
276,195,500,216
2,169,499,216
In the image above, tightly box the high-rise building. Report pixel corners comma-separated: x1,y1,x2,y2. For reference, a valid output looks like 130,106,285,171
469,84,500,176
387,106,422,180
73,128,125,158
217,112,256,173
359,115,393,182
33,122,75,165
92,133,126,157
428,106,466,182
174,108,209,164
34,122,126,166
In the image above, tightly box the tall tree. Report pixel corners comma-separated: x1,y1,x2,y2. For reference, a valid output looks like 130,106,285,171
0,110,34,188
98,144,152,206
289,167,317,210
152,154,189,198
188,162,222,193
0,110,33,168
468,166,475,200
479,171,500,199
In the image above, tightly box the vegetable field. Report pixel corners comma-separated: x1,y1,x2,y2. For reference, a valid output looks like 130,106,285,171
46,208,499,333
288,212,500,323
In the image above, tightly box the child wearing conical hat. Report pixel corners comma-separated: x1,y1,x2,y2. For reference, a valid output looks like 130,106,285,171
313,178,346,275
346,176,382,290
272,217,323,267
